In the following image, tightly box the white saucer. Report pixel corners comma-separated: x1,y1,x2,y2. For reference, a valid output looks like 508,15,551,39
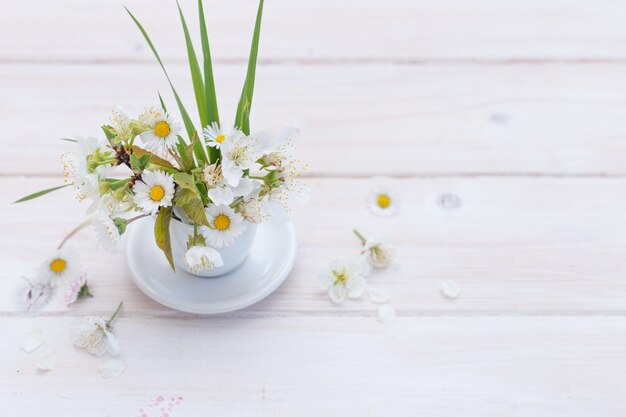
124,217,297,314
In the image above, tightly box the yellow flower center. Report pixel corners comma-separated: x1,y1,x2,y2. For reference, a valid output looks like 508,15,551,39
154,121,171,138
214,214,230,231
215,134,226,143
376,194,391,208
150,185,165,201
50,258,66,273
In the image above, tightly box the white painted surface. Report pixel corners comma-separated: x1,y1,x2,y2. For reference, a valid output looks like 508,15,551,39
1,0,626,415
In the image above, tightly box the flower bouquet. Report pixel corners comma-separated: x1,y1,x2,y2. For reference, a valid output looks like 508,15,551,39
18,0,306,277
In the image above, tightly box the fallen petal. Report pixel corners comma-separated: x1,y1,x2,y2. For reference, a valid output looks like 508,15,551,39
377,304,396,324
18,329,45,353
440,280,461,299
368,287,391,304
36,355,57,371
98,358,125,379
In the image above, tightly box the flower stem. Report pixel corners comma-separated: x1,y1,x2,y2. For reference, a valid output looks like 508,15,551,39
57,217,94,249
353,229,367,245
126,214,149,225
106,301,124,330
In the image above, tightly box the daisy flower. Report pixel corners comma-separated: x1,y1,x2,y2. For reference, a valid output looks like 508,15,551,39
93,213,123,253
72,302,123,357
65,274,93,307
220,136,259,186
203,122,242,150
37,247,80,287
201,204,246,248
319,258,369,304
133,170,175,215
184,246,224,274
354,230,397,269
139,108,181,153
367,185,398,217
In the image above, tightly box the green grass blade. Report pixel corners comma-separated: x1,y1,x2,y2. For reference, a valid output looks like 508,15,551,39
14,184,72,203
198,0,220,163
125,7,207,164
158,91,168,113
234,0,264,135
176,1,208,128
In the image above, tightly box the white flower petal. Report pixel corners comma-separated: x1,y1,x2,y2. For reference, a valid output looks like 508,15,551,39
98,358,125,379
18,329,45,353
440,280,461,299
328,284,347,304
36,355,57,371
105,330,121,356
346,276,367,299
185,246,223,274
368,287,391,304
208,186,234,206
377,305,396,324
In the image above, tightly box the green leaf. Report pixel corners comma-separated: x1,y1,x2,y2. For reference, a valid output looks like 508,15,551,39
131,146,176,170
173,172,198,192
176,1,207,128
198,0,220,163
154,206,175,271
130,153,152,172
234,0,264,135
125,7,208,164
14,184,72,203
101,125,117,140
174,188,210,227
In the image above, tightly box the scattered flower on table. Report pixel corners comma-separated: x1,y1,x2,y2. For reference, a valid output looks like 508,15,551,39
137,395,184,417
368,286,391,304
367,184,398,217
36,355,57,372
98,358,126,379
319,257,369,303
185,245,223,274
18,329,45,353
72,301,123,356
377,304,396,324
65,273,93,307
37,247,80,287
354,229,397,269
21,277,54,312
440,280,461,299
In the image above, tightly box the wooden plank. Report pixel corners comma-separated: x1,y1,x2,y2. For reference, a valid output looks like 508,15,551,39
2,0,626,62
3,63,626,176
3,176,626,315
3,316,626,415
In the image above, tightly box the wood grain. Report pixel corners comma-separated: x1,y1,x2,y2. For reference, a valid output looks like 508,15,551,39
2,176,626,316
3,63,626,177
3,316,626,416
2,0,626,63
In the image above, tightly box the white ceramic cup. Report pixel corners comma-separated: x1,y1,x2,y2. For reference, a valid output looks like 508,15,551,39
169,219,258,278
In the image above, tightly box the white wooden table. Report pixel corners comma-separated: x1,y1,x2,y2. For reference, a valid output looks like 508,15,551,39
2,0,626,415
